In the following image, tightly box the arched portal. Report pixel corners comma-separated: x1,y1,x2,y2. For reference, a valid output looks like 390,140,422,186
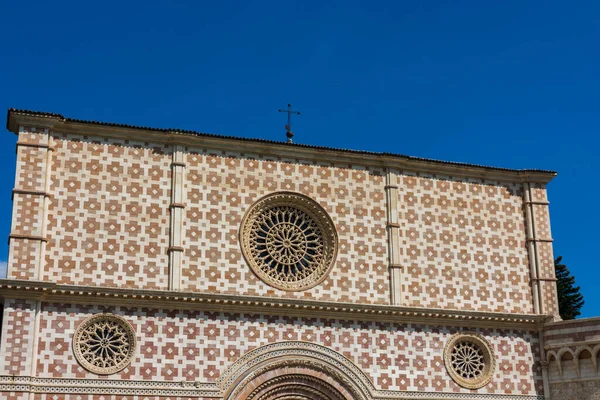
219,341,374,400
243,370,350,400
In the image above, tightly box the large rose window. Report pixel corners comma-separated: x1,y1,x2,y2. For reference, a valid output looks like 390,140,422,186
240,192,338,291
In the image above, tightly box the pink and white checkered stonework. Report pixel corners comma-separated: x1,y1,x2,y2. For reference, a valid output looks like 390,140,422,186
1,109,598,400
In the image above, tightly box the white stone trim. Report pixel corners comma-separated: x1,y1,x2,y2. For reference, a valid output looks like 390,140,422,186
168,144,186,290
37,131,53,281
523,183,541,314
385,169,402,306
0,279,550,329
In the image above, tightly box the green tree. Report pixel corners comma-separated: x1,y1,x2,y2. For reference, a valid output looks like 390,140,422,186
555,256,585,320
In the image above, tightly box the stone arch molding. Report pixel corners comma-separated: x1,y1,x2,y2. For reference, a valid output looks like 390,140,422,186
546,344,600,378
218,341,375,400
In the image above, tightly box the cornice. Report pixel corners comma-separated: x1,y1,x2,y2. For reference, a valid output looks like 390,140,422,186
0,279,551,329
6,109,557,184
544,315,600,328
0,375,220,397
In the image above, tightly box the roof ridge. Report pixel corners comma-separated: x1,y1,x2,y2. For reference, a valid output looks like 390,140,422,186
6,108,557,176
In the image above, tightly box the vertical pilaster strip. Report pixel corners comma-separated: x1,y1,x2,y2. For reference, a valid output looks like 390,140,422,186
529,184,560,320
523,183,542,314
168,144,186,290
37,133,54,280
385,168,402,305
28,300,42,400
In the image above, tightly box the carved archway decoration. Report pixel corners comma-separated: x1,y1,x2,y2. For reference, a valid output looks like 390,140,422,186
219,341,373,400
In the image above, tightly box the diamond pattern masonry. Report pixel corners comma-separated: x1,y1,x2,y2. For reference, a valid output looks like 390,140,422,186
182,151,389,304
35,304,543,396
43,134,171,289
397,174,533,313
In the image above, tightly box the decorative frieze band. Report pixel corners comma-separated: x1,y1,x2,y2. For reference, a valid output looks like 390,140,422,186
0,376,220,398
0,375,545,400
0,280,550,329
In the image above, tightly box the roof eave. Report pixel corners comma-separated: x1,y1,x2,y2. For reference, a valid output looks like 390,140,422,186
6,108,558,184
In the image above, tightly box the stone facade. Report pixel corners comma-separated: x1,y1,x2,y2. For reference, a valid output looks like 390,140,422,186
0,108,593,399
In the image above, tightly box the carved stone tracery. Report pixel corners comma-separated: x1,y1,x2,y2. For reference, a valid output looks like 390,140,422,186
72,313,136,375
240,192,338,291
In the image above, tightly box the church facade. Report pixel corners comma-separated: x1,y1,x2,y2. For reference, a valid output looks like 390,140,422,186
1,109,599,400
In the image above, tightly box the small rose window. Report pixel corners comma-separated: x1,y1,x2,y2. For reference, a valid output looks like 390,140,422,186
444,332,495,389
73,313,136,375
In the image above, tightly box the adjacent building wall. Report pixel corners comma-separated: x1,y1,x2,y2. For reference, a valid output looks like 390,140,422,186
544,317,600,399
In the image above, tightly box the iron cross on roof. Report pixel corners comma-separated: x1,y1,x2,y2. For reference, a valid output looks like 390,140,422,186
278,103,300,143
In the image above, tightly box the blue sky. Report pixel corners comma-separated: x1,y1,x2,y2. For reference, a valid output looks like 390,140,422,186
0,1,598,317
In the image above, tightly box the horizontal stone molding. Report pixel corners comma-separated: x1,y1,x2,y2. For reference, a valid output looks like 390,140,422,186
171,161,187,167
545,340,600,351
8,234,48,242
523,200,550,206
533,277,558,282
0,375,545,399
373,392,543,400
0,279,552,329
7,110,557,184
549,376,600,384
167,246,185,253
0,375,220,397
15,141,53,150
12,188,50,198
169,202,186,209
525,238,554,243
